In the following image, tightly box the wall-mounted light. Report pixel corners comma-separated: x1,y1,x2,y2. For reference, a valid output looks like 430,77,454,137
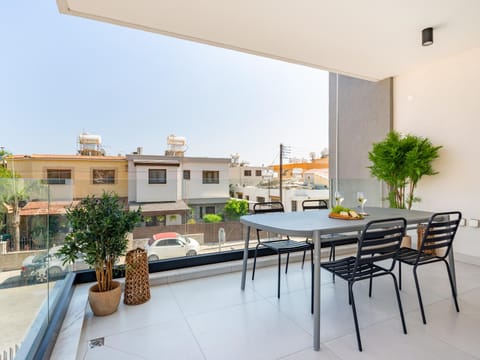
422,27,433,46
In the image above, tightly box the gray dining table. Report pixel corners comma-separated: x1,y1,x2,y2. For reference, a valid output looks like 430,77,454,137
240,206,444,351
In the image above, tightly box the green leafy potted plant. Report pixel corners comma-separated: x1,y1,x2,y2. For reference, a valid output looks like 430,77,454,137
368,131,442,248
58,191,141,316
368,131,442,209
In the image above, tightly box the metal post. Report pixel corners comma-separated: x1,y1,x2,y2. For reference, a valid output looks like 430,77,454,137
279,143,283,205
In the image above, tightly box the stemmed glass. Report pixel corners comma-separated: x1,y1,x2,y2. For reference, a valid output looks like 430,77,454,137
357,192,367,214
334,191,344,207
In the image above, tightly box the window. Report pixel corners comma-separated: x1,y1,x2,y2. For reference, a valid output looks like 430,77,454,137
46,169,71,185
255,170,262,177
202,170,219,184
244,170,252,176
245,195,250,201
237,192,243,199
256,196,265,203
206,206,216,214
149,169,167,184
183,170,191,180
92,169,115,184
291,200,297,212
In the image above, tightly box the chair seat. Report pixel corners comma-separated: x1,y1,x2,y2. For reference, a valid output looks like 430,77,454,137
261,239,313,252
321,256,388,282
321,234,358,248
397,247,435,265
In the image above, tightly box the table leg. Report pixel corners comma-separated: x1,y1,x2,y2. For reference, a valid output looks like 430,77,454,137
313,230,321,351
241,225,251,290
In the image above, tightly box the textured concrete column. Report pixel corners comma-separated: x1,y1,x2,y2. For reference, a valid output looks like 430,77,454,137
328,74,392,207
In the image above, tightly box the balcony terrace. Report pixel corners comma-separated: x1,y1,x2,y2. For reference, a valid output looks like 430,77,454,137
51,256,480,359
2,1,480,359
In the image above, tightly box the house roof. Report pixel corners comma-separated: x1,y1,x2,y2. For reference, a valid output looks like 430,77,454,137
9,154,125,161
129,200,190,213
56,0,480,81
19,201,79,216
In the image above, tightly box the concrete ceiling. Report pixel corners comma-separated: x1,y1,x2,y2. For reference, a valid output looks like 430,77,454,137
57,0,480,81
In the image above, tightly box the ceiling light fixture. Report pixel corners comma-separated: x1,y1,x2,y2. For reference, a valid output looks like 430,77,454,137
422,27,433,46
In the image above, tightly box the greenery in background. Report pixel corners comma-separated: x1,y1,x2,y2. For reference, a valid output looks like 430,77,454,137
223,199,249,220
368,131,441,209
0,152,31,249
203,214,223,223
58,192,141,292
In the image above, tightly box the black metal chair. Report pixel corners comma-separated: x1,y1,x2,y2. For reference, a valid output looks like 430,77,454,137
321,218,407,351
397,211,461,324
300,199,358,272
251,202,314,299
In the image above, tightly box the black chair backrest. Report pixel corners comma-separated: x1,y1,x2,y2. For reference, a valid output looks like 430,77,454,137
302,199,328,211
253,201,285,214
419,211,461,259
353,218,407,275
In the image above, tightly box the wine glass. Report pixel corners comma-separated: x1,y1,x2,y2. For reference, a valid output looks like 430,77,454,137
357,192,367,214
334,191,344,207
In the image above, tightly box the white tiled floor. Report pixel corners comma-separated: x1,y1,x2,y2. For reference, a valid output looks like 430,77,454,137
74,259,480,360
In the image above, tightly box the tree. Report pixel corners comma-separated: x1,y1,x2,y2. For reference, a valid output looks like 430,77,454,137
0,151,29,250
223,199,249,220
203,214,223,223
368,131,441,209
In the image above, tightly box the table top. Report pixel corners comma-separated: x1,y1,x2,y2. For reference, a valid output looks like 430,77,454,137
240,207,434,237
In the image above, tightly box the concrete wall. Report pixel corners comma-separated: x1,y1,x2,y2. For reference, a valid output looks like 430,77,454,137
394,47,480,262
0,250,39,271
328,74,391,207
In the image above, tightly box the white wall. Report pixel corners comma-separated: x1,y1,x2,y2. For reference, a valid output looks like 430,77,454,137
394,47,480,261
182,160,230,199
135,166,179,203
229,166,265,187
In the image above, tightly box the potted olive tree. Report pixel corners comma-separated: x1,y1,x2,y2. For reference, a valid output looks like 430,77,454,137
58,192,141,316
368,131,442,209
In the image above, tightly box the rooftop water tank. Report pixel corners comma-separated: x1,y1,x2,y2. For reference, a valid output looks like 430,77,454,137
78,133,105,156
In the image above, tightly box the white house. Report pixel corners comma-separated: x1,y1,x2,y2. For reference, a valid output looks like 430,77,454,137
127,154,230,223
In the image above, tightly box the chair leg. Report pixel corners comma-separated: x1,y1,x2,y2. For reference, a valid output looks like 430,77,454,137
389,273,407,334
301,250,306,269
349,282,363,352
413,266,427,324
348,284,352,306
398,261,402,290
277,253,282,299
285,252,290,274
443,259,460,313
252,244,260,280
331,245,336,283
369,271,373,298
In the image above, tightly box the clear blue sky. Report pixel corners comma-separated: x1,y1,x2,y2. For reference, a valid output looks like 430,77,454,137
0,1,329,166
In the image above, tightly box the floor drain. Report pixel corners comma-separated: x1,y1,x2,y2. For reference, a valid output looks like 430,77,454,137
88,337,105,349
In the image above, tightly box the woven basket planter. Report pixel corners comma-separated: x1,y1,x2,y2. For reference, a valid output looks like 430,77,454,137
124,248,151,305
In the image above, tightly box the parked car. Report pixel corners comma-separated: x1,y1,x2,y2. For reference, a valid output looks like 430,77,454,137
21,246,89,283
21,253,48,282
146,232,200,261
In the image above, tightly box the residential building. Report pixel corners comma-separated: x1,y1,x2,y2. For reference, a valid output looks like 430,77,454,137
127,154,230,223
6,154,128,201
237,185,329,212
229,153,267,189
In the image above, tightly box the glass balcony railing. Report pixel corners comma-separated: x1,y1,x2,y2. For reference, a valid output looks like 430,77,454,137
0,173,382,357
0,178,74,357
